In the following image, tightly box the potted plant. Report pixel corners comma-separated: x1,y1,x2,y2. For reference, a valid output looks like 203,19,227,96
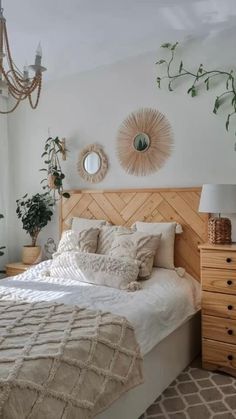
40,136,70,200
16,192,54,264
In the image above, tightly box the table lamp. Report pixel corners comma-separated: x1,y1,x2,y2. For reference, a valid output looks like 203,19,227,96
199,184,236,244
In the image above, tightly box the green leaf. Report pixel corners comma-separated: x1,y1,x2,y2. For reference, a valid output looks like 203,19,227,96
171,42,178,51
191,87,197,97
156,59,166,65
226,114,231,131
179,61,183,74
168,81,173,92
213,96,220,114
198,64,203,74
204,77,210,90
161,42,172,49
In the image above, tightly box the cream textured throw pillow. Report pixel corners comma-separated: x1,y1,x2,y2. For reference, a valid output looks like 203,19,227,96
109,227,161,279
49,251,139,290
66,217,108,231
133,222,177,269
97,225,124,255
56,228,99,255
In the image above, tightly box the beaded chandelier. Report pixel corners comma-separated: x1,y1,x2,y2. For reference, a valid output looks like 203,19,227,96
0,0,46,114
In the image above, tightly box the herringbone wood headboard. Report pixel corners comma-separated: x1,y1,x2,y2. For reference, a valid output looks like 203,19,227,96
60,188,207,280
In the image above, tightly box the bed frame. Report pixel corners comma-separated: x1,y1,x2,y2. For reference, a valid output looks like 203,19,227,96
60,187,206,418
60,187,207,280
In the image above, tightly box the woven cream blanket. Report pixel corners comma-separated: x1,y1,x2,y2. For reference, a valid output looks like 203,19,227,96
0,300,143,419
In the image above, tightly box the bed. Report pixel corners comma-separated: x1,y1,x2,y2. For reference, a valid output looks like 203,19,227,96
3,188,207,418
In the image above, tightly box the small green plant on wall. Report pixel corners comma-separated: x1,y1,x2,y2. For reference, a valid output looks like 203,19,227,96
40,136,70,201
156,42,236,134
0,214,5,257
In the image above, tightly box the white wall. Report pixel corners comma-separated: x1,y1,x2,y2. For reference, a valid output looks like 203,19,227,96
7,29,236,260
0,97,9,269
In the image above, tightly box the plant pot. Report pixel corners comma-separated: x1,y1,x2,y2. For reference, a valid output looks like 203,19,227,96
22,246,42,265
48,174,56,189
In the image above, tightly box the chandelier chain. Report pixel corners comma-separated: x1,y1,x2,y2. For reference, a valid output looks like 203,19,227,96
0,4,46,114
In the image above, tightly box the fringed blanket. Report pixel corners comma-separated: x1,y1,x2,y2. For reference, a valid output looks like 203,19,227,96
0,300,143,419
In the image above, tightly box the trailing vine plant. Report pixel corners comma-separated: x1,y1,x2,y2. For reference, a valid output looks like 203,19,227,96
40,136,70,201
156,42,236,133
0,214,5,257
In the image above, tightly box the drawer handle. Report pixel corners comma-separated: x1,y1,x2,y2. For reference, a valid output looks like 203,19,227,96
226,258,232,263
228,305,233,310
228,354,234,361
228,329,233,335
227,280,233,286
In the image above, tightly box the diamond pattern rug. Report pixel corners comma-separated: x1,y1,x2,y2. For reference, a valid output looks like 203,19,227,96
139,358,236,418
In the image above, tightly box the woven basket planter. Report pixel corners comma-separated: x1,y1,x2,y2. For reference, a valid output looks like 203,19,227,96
208,217,232,244
48,174,56,189
22,246,42,265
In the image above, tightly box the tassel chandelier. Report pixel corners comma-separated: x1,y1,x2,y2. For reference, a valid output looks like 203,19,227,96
0,0,46,114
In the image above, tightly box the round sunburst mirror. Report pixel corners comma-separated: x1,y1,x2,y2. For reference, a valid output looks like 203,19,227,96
116,108,173,176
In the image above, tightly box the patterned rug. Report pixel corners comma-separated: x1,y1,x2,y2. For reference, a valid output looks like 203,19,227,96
140,358,236,418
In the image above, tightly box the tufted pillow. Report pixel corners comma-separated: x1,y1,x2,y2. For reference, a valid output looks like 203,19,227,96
49,251,139,290
56,228,99,255
109,227,161,279
97,225,127,255
133,222,180,269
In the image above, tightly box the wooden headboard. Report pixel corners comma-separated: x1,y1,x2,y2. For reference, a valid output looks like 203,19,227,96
60,188,207,280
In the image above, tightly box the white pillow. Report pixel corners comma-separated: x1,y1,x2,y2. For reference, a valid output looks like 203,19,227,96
49,252,139,290
133,222,180,269
70,217,108,231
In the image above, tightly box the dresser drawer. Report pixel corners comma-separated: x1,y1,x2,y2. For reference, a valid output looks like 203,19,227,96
202,315,236,345
202,268,236,295
203,339,236,369
202,291,236,319
201,250,236,270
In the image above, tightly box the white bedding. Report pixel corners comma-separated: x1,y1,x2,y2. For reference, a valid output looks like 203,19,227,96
1,261,200,355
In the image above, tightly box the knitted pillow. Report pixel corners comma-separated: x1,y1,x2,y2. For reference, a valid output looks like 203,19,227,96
109,227,161,279
49,252,139,290
97,225,126,255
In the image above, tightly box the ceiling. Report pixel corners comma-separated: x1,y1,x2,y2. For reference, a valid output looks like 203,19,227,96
3,0,236,80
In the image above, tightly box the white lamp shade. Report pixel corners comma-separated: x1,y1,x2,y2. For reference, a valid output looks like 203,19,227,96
199,184,236,214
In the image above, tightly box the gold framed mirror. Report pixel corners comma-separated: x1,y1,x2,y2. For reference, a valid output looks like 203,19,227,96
77,144,108,183
116,108,173,176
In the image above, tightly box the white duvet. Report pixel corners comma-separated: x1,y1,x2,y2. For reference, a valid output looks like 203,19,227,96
1,261,200,355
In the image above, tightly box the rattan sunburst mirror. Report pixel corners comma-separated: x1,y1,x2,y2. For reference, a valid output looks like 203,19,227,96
116,108,173,176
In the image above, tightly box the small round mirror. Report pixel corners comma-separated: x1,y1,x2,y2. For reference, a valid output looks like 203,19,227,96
83,152,101,174
133,133,150,152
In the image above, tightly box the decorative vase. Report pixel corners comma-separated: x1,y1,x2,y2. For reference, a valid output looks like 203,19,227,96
22,246,42,265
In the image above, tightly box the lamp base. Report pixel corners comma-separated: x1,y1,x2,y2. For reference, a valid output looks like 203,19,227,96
208,217,232,244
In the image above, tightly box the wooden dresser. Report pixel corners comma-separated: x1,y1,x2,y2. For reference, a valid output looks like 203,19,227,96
200,243,236,377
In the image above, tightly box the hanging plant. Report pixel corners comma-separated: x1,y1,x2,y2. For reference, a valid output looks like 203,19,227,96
0,214,6,257
40,136,70,200
156,42,236,134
